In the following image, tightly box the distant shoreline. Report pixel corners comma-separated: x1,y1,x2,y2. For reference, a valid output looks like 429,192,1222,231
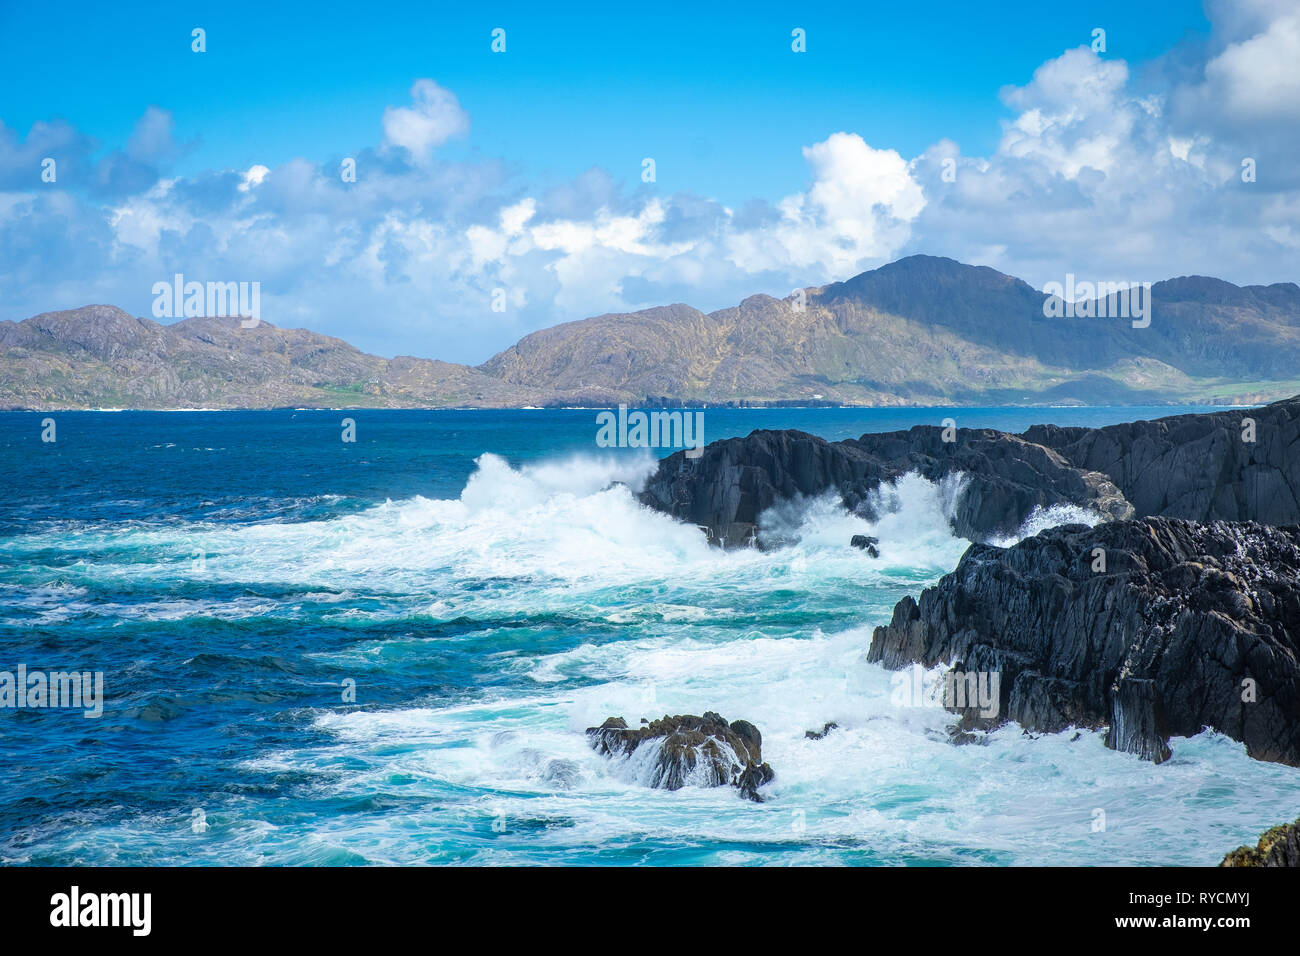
0,400,1262,414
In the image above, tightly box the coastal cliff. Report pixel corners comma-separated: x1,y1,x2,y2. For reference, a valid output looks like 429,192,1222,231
640,395,1300,546
868,517,1300,766
642,398,1300,775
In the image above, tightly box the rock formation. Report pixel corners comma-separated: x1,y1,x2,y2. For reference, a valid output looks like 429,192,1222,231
805,722,838,740
640,396,1300,547
586,712,775,801
866,518,1300,765
1221,817,1300,866
851,535,880,557
638,427,1133,546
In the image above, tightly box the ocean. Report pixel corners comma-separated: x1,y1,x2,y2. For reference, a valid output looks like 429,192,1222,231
2,406,1296,866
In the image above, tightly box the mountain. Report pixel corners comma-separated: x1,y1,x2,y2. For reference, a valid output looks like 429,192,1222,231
481,256,1300,407
0,306,568,410
4,256,1299,409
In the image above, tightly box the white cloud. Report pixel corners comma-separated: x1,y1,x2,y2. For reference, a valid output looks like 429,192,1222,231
238,164,270,192
3,2,1299,363
997,48,1135,178
1203,9,1300,120
126,106,178,163
727,132,924,276
381,79,469,163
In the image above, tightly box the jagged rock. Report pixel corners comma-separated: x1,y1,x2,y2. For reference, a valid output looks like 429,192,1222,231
639,397,1300,547
1103,678,1173,764
1026,398,1300,527
1221,818,1300,866
850,535,880,557
639,426,1132,546
805,721,838,740
586,712,775,801
868,518,1300,765
733,761,775,802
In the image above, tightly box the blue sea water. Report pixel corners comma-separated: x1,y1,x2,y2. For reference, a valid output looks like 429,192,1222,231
1,406,1296,866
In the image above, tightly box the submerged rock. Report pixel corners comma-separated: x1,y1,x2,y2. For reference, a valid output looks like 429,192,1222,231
586,711,775,801
805,721,838,740
868,517,1300,766
541,758,581,790
1221,818,1300,866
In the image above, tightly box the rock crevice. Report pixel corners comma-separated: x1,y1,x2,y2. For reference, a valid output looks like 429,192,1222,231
867,518,1300,765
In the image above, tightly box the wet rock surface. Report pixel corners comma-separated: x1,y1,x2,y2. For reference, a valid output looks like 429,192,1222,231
850,535,880,557
639,426,1132,547
587,712,775,801
1221,817,1300,866
805,721,838,740
639,397,1300,547
868,517,1300,766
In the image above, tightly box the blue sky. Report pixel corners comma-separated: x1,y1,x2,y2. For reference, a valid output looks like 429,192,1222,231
1,0,1212,201
1,0,1296,360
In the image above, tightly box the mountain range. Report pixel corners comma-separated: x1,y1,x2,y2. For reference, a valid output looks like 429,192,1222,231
4,255,1298,410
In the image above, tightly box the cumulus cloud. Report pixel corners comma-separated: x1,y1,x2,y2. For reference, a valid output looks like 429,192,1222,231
1,0,1298,363
126,106,179,164
0,118,96,190
908,6,1300,289
381,79,469,164
726,133,924,276
998,48,1138,178
1202,7,1300,120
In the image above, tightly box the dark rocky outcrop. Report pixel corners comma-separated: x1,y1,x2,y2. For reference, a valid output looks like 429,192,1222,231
640,426,1132,546
586,712,775,801
850,535,880,557
1221,818,1300,866
640,396,1300,547
867,517,1300,765
1026,398,1300,526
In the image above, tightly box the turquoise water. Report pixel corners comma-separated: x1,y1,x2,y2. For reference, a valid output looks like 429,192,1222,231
1,407,1296,865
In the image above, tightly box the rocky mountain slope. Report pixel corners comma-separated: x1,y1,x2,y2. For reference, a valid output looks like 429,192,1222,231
482,256,1300,407
4,256,1299,409
0,306,570,410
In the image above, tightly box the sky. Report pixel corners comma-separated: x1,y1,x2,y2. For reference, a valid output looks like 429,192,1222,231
1,0,1297,361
